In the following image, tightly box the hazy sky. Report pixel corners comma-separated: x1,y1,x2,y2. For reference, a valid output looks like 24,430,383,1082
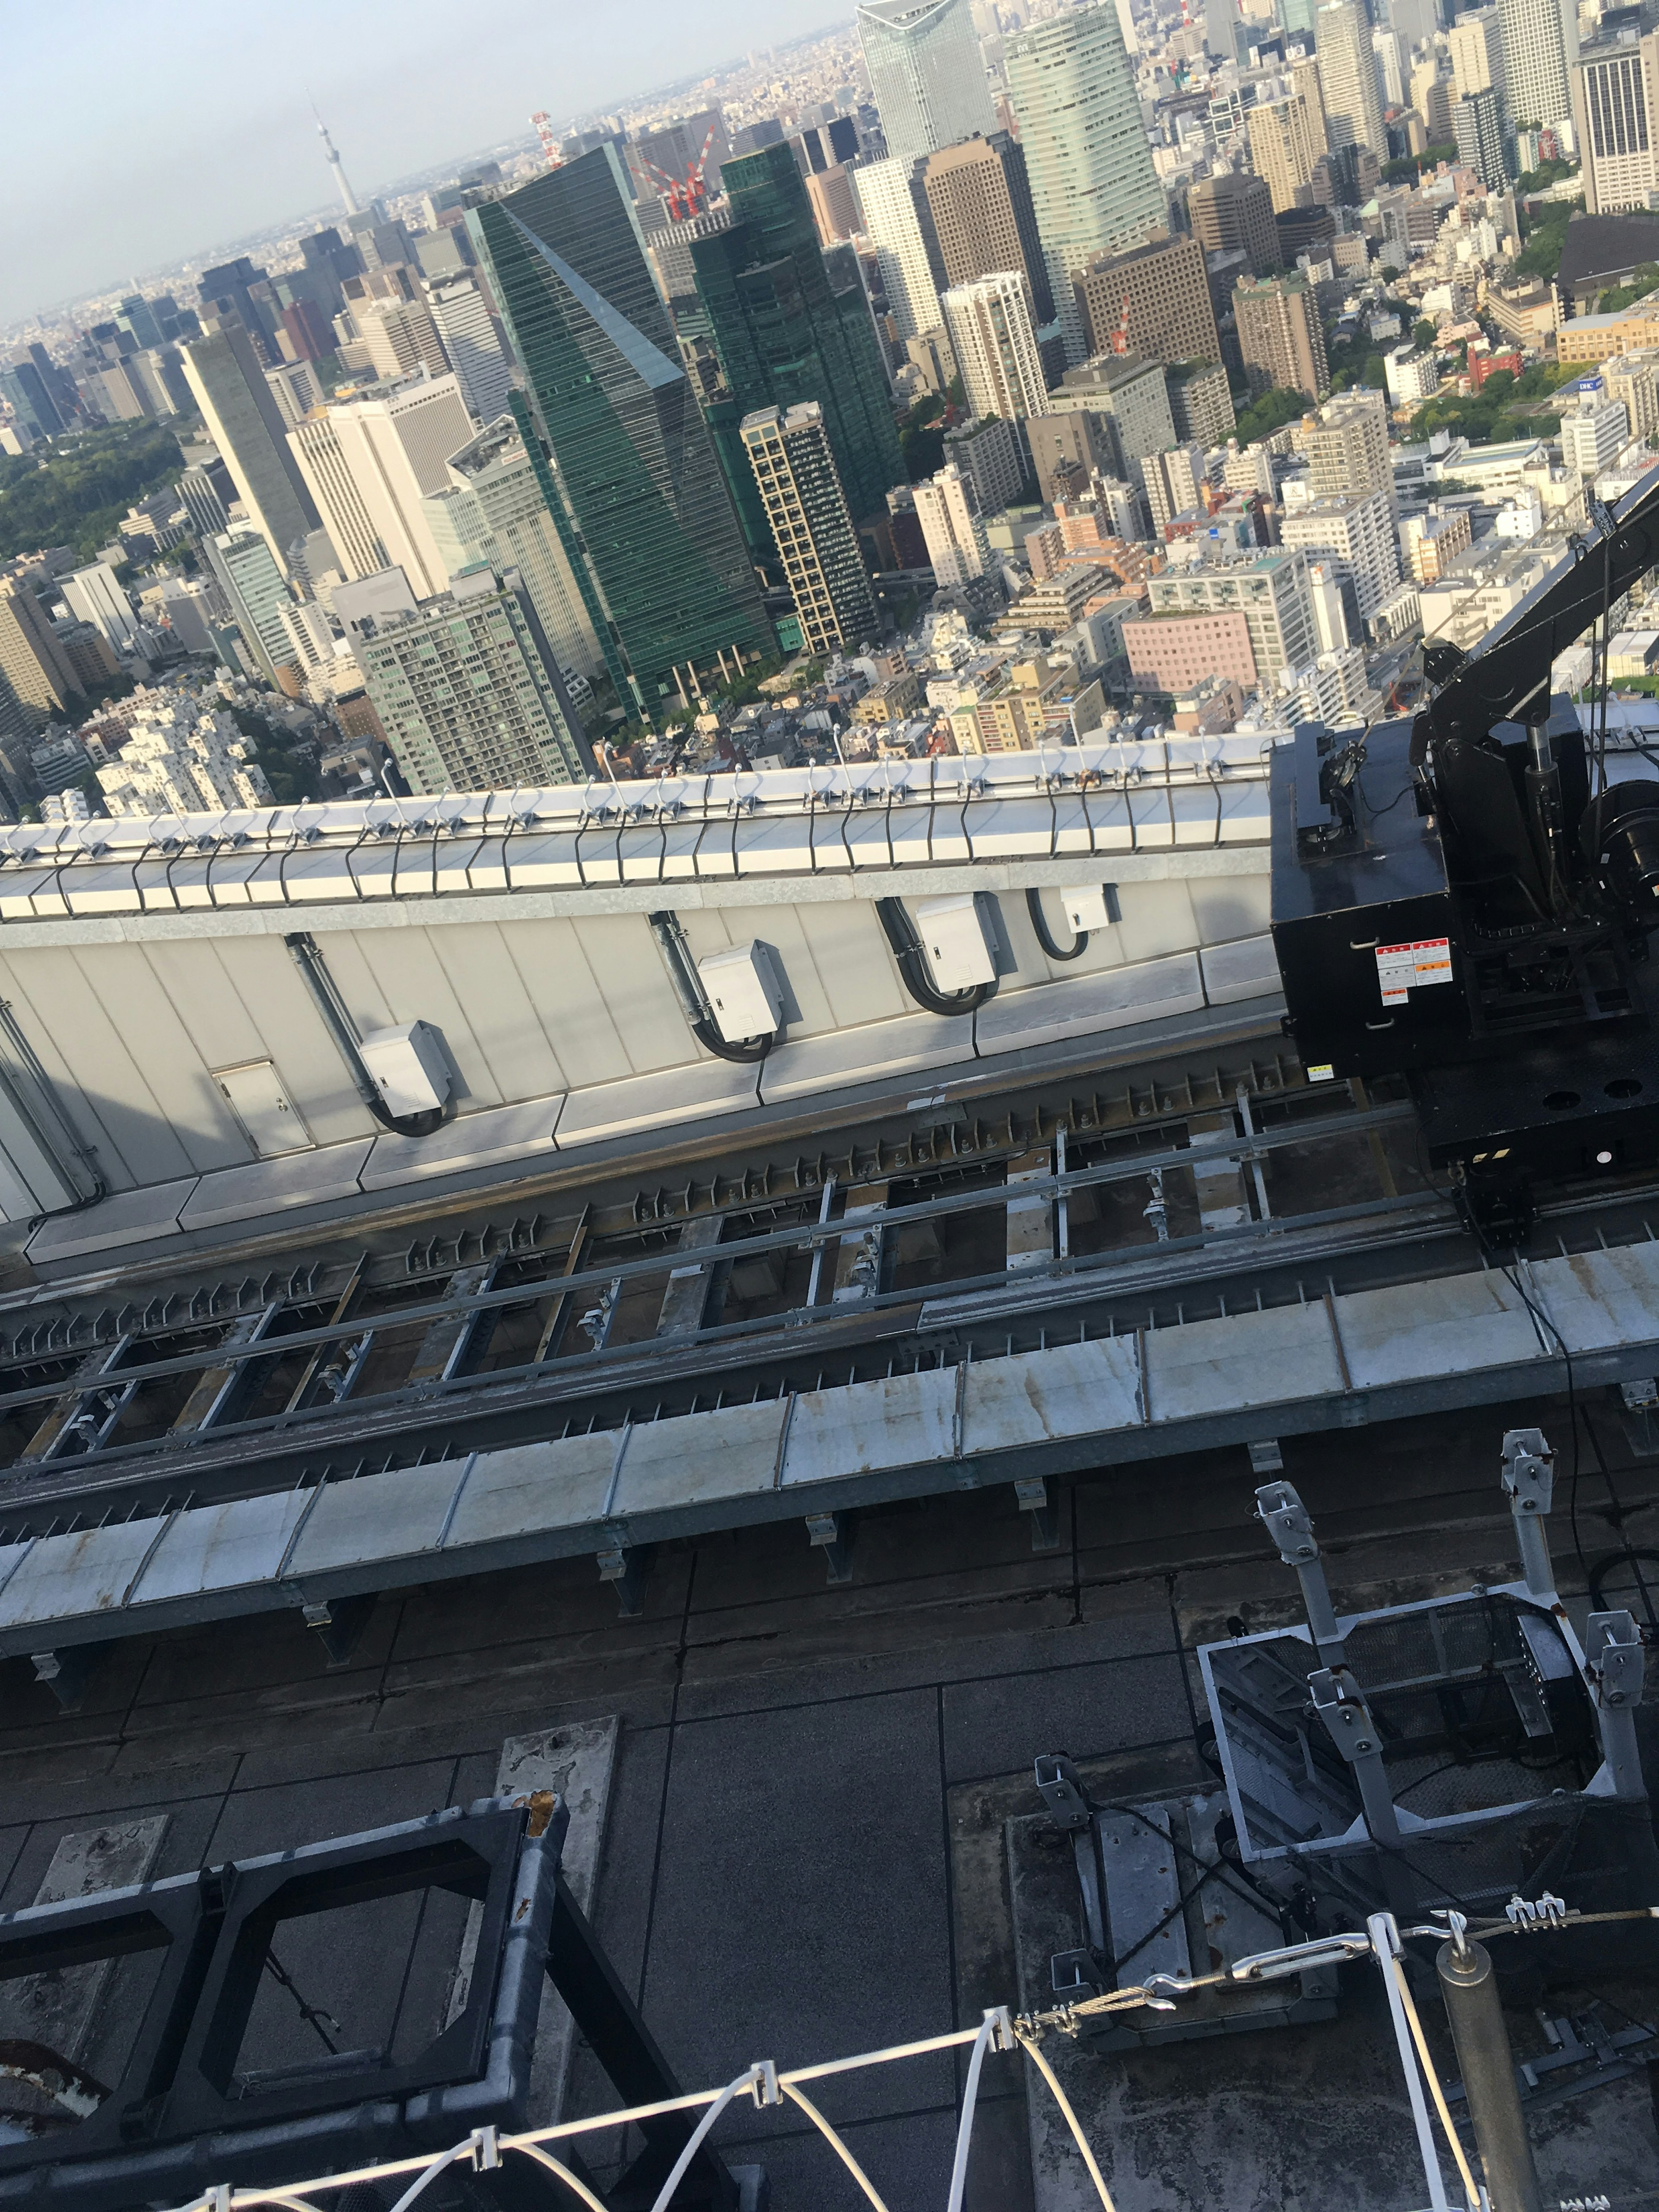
1,0,847,328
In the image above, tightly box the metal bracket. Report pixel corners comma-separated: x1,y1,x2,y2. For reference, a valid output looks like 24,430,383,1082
27,1644,102,1712
1586,1608,1646,1797
1014,1474,1062,1552
597,1542,651,1618
1256,1480,1345,1663
1246,1439,1284,1475
804,1510,853,1583
1309,1664,1400,1844
1500,1426,1558,1600
299,1592,377,1668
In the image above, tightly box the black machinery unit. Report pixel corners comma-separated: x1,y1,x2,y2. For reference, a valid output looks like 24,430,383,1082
1269,462,1659,1236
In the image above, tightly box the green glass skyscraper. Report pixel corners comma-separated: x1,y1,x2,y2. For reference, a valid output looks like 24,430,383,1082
469,149,770,724
691,143,904,538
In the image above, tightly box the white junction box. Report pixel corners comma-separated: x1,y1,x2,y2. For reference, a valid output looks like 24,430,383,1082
213,1058,311,1158
697,941,784,1044
1061,883,1118,934
915,893,997,993
358,1021,453,1117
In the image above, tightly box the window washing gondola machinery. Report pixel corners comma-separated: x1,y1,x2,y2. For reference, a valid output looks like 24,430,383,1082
1270,463,1659,1242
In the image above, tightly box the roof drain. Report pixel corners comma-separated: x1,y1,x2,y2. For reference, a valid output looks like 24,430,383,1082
648,911,774,1064
1025,887,1087,962
875,898,998,1016
284,932,451,1137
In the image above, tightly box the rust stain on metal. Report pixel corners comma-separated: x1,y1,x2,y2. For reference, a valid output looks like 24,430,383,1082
525,1788,557,1837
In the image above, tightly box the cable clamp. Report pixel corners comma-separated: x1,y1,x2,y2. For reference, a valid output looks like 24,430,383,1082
748,2059,781,2107
1505,1890,1567,1931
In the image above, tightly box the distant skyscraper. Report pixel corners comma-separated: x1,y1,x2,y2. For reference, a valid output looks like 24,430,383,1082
1498,0,1576,135
426,278,514,421
469,147,771,724
857,0,999,167
740,404,878,656
354,567,593,793
1454,87,1509,188
920,132,1055,325
180,323,321,576
433,415,604,680
1005,1,1167,364
1449,8,1506,114
852,156,944,340
1574,31,1659,211
204,528,302,686
1189,172,1279,276
1248,94,1325,212
289,370,474,598
0,578,79,746
0,359,61,440
1315,1,1386,156
1073,233,1221,369
691,142,903,531
942,272,1050,420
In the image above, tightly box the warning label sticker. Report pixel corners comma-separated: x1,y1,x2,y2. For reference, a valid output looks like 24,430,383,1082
1376,938,1453,1007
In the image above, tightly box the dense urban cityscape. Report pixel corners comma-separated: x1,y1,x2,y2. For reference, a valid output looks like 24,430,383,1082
0,0,1653,824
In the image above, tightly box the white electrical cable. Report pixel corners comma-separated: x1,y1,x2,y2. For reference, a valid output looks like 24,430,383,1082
1014,2032,1117,2212
645,2071,751,2212
781,2082,893,2212
945,2014,996,2212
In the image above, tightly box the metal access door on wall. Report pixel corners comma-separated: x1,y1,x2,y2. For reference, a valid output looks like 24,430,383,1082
213,1060,312,1157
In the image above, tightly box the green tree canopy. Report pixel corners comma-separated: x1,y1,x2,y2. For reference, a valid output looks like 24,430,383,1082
0,421,187,565
1233,386,1307,442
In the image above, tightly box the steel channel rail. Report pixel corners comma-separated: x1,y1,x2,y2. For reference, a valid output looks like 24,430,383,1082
0,1099,1419,1428
6,1168,1657,1538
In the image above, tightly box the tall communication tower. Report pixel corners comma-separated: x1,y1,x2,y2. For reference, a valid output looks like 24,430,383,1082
530,113,563,168
315,110,362,217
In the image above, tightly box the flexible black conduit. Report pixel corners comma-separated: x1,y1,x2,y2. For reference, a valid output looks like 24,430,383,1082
284,933,451,1137
648,911,773,1064
1024,887,1088,962
875,899,998,1016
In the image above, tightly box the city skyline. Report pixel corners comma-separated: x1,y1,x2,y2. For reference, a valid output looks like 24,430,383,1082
0,0,849,329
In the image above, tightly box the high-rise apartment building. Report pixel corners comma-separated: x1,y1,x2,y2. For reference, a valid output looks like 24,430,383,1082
353,567,594,793
1074,232,1221,366
1573,31,1659,212
853,156,944,340
1234,272,1329,399
1248,95,1325,213
1498,0,1576,136
1006,1,1167,364
914,463,993,585
289,370,475,598
1189,173,1279,276
1141,442,1209,534
942,272,1049,420
856,0,998,167
740,404,878,656
470,148,770,722
426,278,514,421
1315,0,1386,156
690,143,903,528
1291,56,1331,154
426,416,603,681
95,695,274,817
1455,88,1509,189
919,133,1055,324
1303,392,1392,502
1168,359,1236,445
1278,489,1401,618
181,323,321,576
1411,61,1455,145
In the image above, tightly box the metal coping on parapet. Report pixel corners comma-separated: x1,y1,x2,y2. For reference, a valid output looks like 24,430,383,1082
0,738,1278,904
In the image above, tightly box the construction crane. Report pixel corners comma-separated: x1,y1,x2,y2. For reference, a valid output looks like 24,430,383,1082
530,112,563,169
636,119,721,222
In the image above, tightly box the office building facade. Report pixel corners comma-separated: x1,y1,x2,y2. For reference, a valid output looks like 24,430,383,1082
427,278,515,422
853,156,945,340
470,149,770,722
181,323,321,576
740,404,878,656
1573,32,1659,212
1278,489,1401,619
0,578,79,734
914,463,993,585
919,133,1055,325
1189,173,1278,276
290,370,475,599
1146,547,1319,687
1454,87,1510,188
856,0,998,168
353,569,594,793
942,271,1049,420
1498,0,1576,137
690,143,903,528
204,528,302,686
1006,1,1167,364
1074,232,1220,368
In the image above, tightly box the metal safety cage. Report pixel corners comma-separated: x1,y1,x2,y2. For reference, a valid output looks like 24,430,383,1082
0,1795,747,2212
